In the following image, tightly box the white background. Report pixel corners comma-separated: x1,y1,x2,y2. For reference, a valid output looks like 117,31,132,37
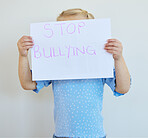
0,0,147,137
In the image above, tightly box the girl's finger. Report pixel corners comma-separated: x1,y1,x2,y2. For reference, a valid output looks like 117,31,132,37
23,46,34,49
105,42,119,47
22,35,32,40
105,49,117,54
22,39,33,43
104,46,118,51
107,39,121,44
21,36,33,43
22,42,34,47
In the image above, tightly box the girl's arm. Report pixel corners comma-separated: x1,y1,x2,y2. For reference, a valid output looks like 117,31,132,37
104,39,131,94
114,56,130,93
17,36,37,90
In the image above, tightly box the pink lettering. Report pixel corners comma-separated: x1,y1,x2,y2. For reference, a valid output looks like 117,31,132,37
55,23,66,35
66,46,77,58
34,45,41,59
53,48,59,57
33,45,96,59
59,47,65,56
44,24,54,38
72,47,76,55
76,46,85,56
78,22,85,34
43,47,52,58
66,23,76,34
66,46,71,58
86,46,96,55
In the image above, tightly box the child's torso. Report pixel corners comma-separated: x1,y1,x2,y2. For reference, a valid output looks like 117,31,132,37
50,78,106,137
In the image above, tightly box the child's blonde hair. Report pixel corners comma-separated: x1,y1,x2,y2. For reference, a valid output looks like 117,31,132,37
56,8,95,21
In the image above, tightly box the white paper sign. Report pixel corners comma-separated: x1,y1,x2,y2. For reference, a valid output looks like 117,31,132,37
30,18,114,81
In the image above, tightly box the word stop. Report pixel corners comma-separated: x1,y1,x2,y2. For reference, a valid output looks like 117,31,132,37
44,21,86,38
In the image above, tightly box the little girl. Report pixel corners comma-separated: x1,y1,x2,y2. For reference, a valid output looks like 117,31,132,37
17,8,131,138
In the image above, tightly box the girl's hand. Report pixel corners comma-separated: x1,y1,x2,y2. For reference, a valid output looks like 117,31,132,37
17,36,34,57
104,39,123,61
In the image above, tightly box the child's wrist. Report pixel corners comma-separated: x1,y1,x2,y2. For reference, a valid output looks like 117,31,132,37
114,55,123,62
19,54,28,59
